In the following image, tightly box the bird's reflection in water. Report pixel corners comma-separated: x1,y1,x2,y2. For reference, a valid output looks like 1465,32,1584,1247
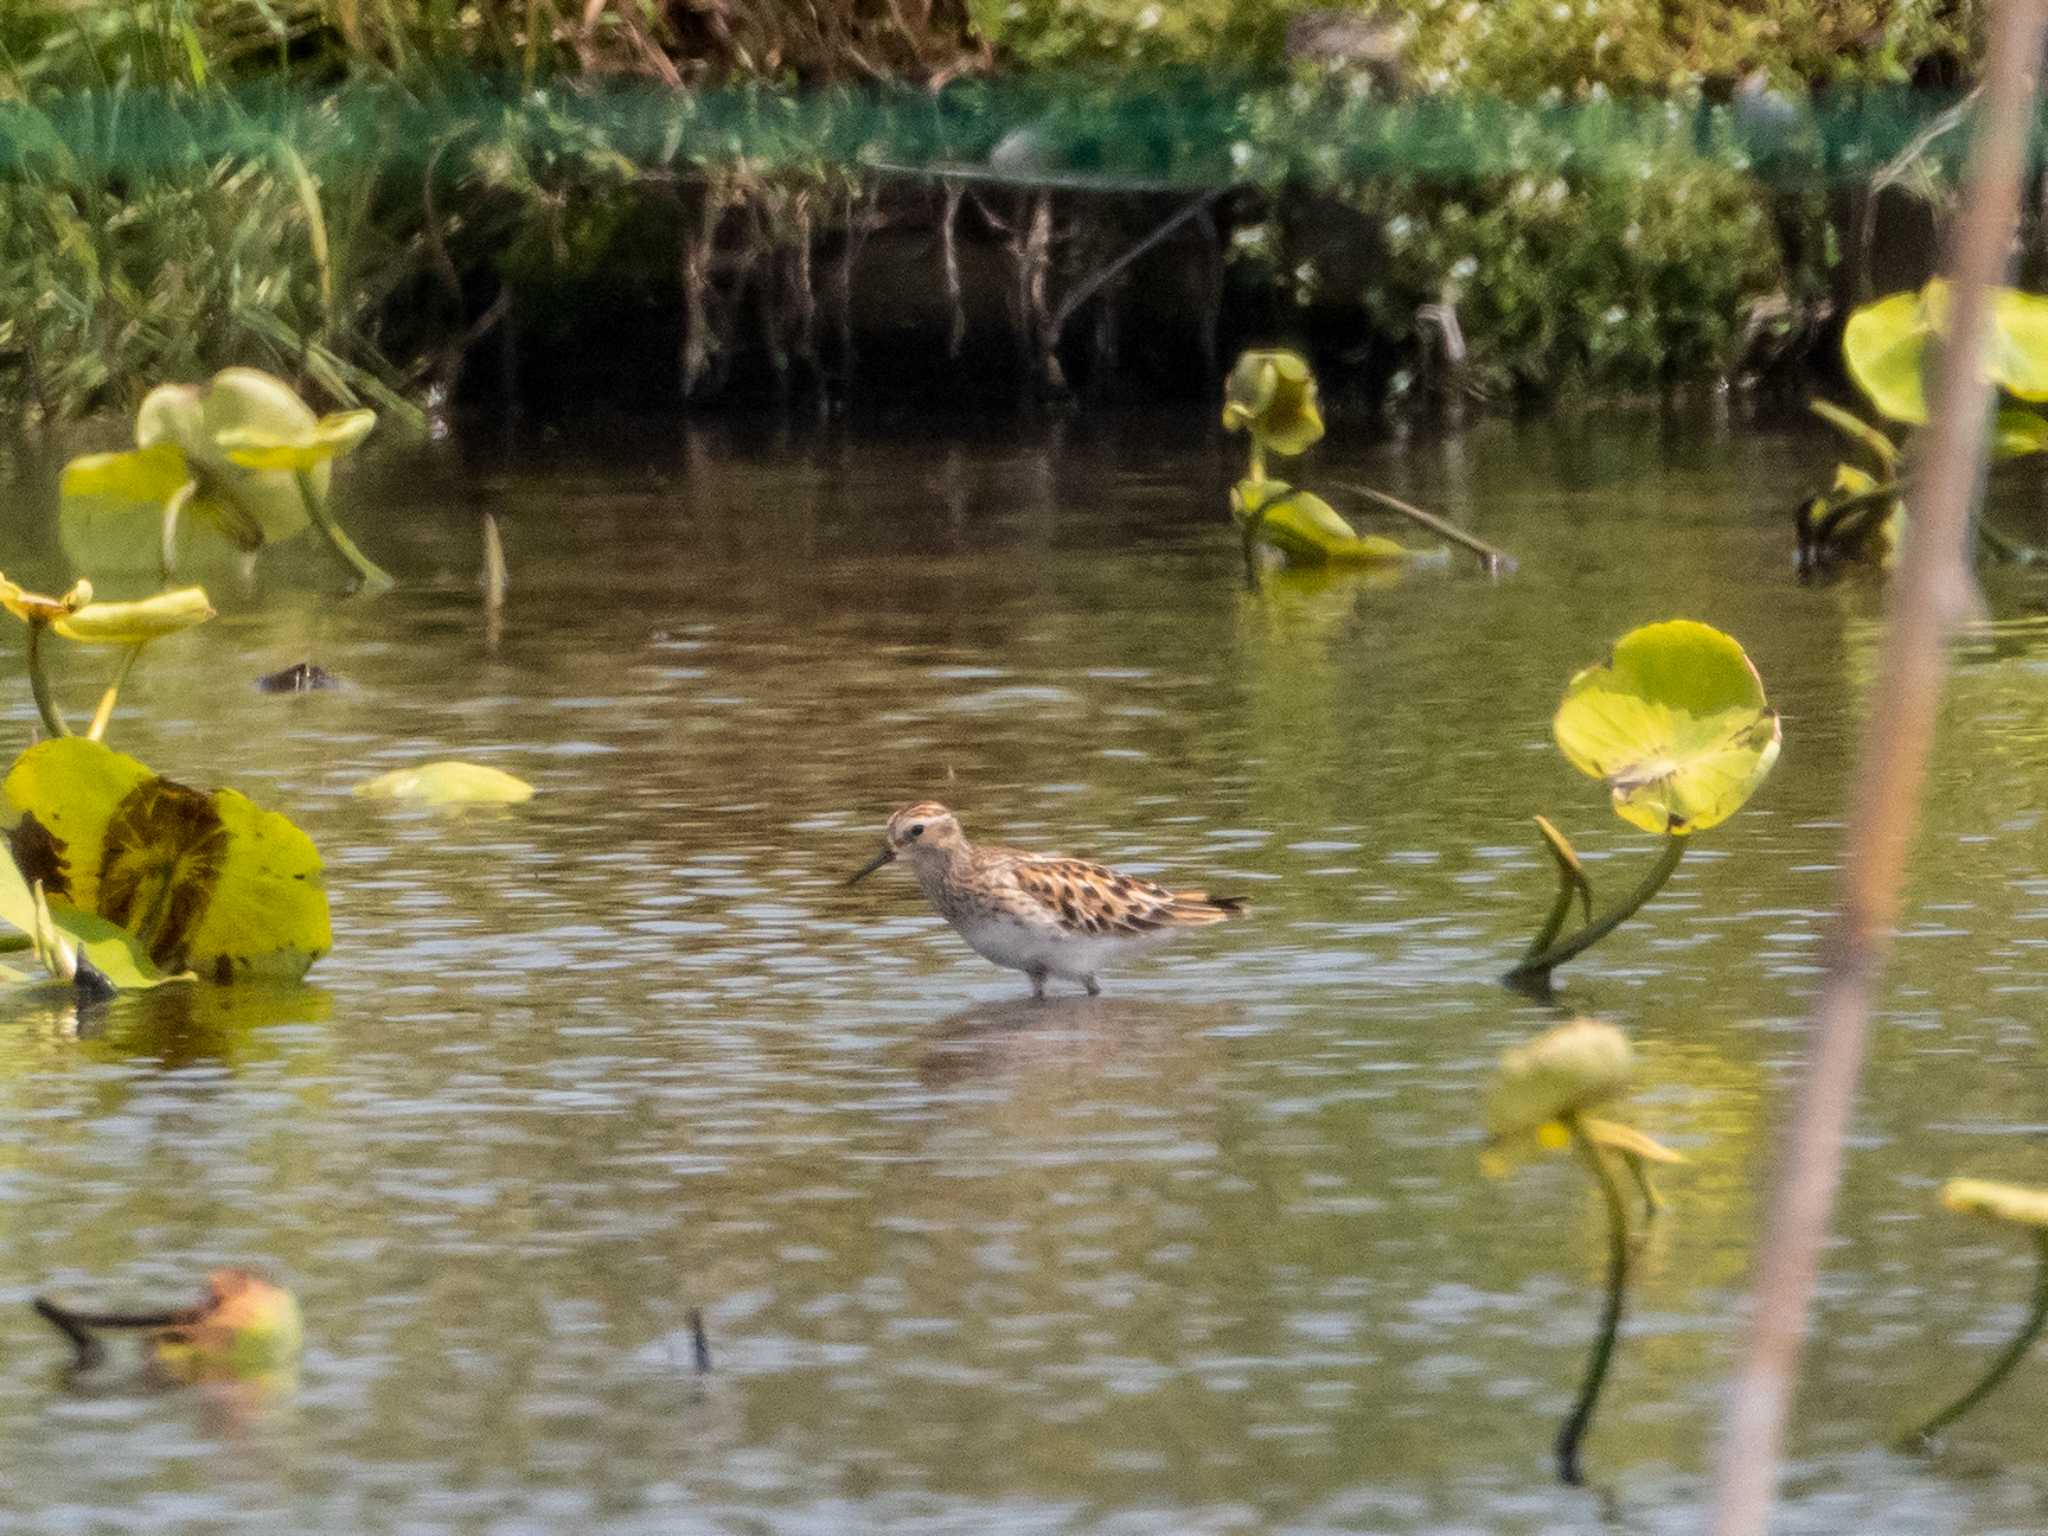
913,993,1242,1092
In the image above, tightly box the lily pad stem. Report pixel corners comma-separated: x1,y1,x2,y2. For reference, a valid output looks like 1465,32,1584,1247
1522,866,1581,965
1900,1228,2048,1449
296,469,394,593
25,621,69,738
1507,836,1686,985
1556,1111,1631,1487
86,643,146,742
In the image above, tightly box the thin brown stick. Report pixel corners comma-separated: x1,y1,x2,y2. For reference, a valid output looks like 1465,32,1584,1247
1707,4,2048,1531
1332,481,1516,574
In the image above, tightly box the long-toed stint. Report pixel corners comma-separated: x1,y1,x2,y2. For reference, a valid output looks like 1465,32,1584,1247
847,801,1246,997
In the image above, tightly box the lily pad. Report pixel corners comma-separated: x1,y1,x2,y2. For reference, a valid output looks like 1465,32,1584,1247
3,738,330,982
1222,349,1324,457
1942,1178,2048,1229
0,833,185,988
1845,282,2048,425
217,409,377,472
1552,620,1781,836
1232,480,1414,565
353,761,535,806
1485,1017,1633,1143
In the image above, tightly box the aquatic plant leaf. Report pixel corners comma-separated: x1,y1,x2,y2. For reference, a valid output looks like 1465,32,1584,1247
146,1270,303,1383
58,442,191,506
51,587,215,646
1992,408,2048,459
1552,620,1781,836
0,832,184,988
1485,1017,1633,1143
1832,464,1881,497
1231,480,1415,565
353,761,535,805
1990,288,2048,401
1843,288,1931,425
1533,814,1592,920
138,369,330,547
3,738,330,982
1942,1178,2048,1229
1222,349,1324,456
0,574,90,625
1807,398,1900,470
1846,283,2048,425
216,409,376,472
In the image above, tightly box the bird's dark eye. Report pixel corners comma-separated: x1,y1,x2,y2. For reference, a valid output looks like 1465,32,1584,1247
908,823,925,839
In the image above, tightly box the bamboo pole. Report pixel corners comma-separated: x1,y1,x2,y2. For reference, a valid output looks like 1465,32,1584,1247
1707,4,2048,1530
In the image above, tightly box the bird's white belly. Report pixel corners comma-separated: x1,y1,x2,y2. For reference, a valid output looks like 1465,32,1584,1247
950,915,1157,979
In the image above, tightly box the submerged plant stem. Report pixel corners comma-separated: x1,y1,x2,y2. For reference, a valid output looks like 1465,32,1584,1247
297,469,395,593
1508,836,1685,985
86,644,146,742
1901,1229,2048,1448
1557,1113,1632,1486
25,622,69,738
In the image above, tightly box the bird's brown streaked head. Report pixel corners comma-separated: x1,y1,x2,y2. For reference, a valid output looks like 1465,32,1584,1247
847,801,966,884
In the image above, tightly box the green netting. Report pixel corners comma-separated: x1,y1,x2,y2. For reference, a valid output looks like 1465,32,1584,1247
0,79,2003,189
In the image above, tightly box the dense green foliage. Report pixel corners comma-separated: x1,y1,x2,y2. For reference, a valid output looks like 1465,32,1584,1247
0,0,1993,422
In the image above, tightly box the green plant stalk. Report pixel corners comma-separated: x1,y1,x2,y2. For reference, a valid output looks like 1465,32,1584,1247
86,643,146,742
1508,835,1686,983
1556,1112,1632,1487
1522,867,1582,964
295,469,395,592
1900,1229,2048,1448
25,621,70,738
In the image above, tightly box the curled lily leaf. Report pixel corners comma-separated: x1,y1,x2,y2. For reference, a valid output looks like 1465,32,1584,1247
353,761,535,806
1993,408,2048,460
1942,1178,2048,1229
51,587,215,646
1484,1018,1633,1148
0,575,91,625
1231,479,1415,565
1222,349,1324,457
1552,620,1781,836
1534,814,1593,922
217,409,377,472
1807,398,1900,472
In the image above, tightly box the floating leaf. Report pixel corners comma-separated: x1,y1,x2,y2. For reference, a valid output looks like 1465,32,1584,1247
1580,1118,1686,1165
217,409,376,472
1222,349,1324,456
4,738,330,982
1231,479,1415,565
51,587,215,645
1552,620,1781,836
1485,1018,1633,1144
1942,1178,2048,1229
353,761,535,806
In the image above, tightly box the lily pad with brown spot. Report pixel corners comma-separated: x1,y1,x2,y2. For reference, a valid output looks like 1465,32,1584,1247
3,739,330,982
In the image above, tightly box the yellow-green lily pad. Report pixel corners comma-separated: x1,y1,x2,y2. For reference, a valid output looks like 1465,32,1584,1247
1552,620,1781,836
1845,282,2048,425
353,761,535,806
1231,479,1415,565
1222,349,1324,457
4,738,330,981
0,831,186,988
217,409,377,472
1484,1017,1633,1143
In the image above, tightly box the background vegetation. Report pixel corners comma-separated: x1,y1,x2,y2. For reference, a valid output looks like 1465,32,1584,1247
0,1,1991,427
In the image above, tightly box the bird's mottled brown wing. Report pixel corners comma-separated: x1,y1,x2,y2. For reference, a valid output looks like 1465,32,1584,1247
1008,856,1241,937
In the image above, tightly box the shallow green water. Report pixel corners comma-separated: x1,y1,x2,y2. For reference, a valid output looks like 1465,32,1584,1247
3,407,2048,1533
